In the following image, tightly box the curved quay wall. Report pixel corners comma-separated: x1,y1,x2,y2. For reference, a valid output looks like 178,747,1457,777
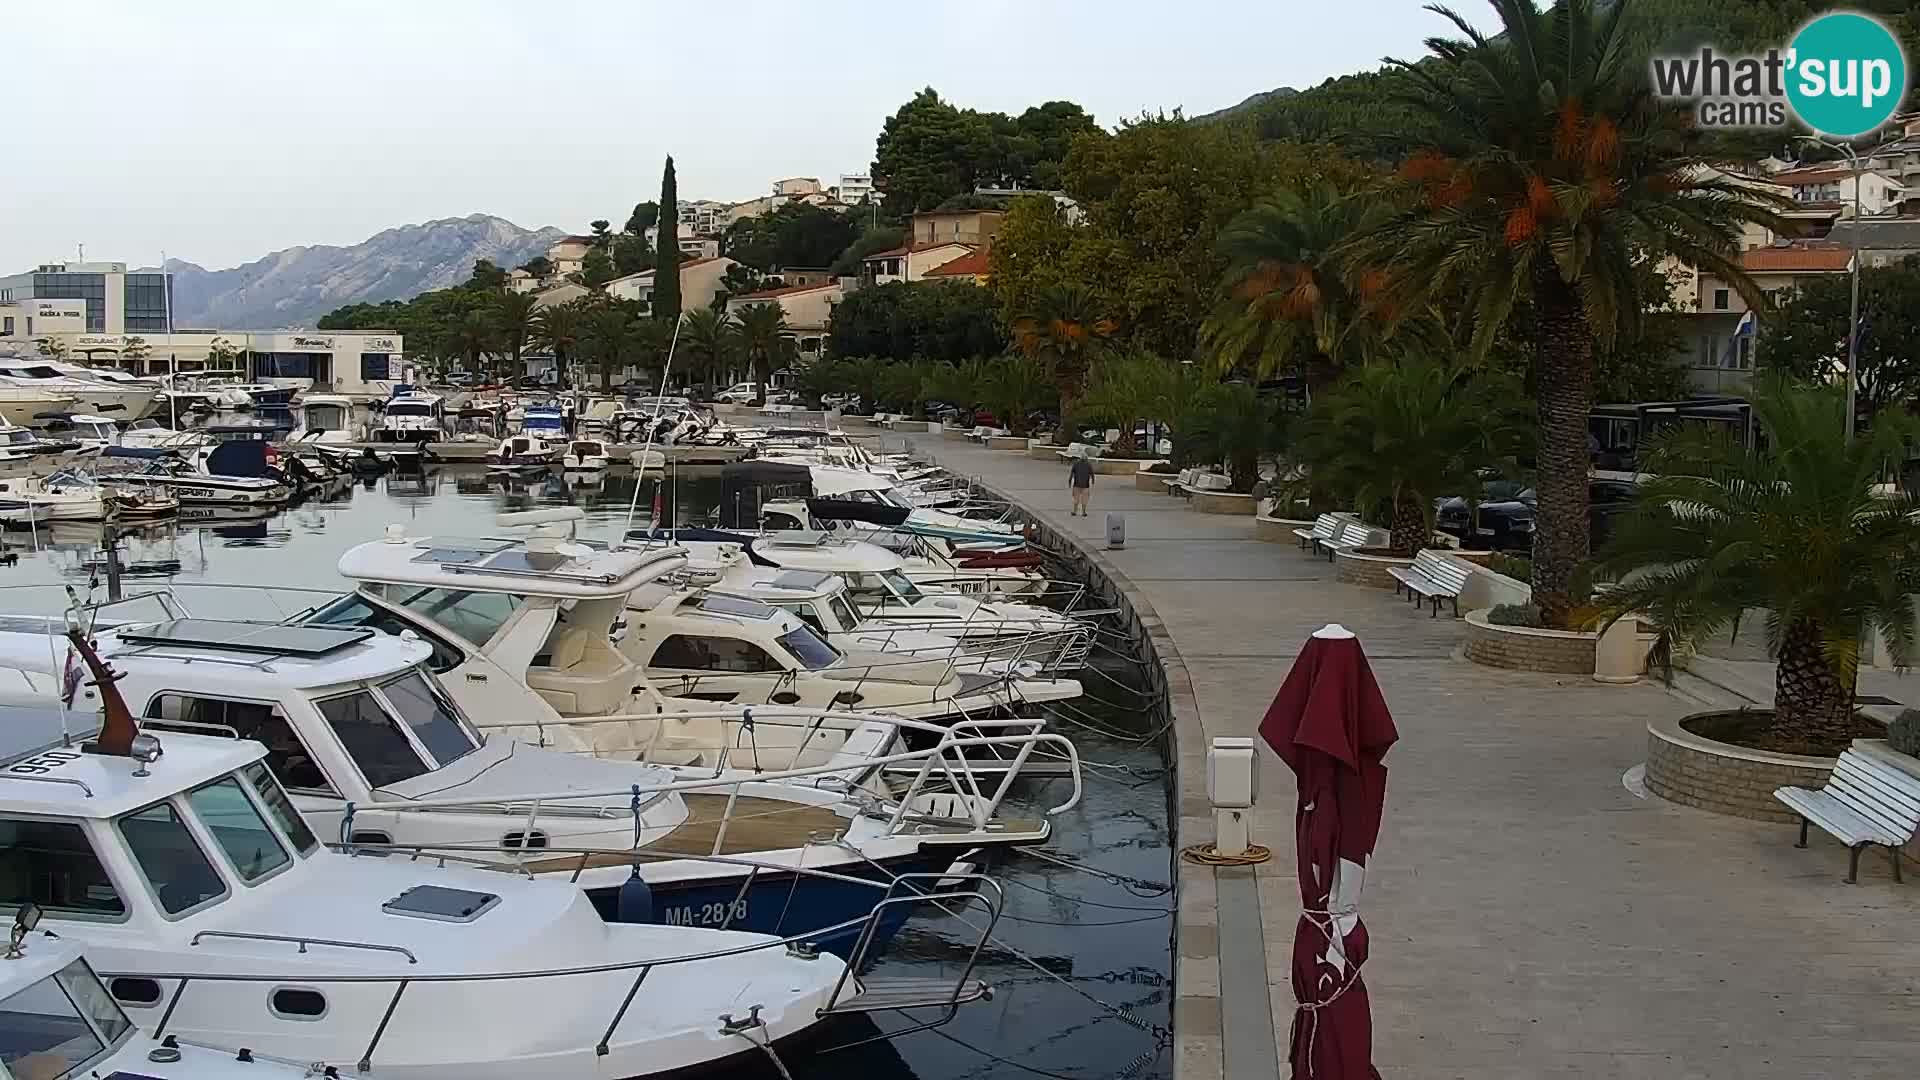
959,473,1224,1080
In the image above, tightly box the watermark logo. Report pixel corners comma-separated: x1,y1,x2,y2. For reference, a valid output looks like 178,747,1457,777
1651,11,1908,138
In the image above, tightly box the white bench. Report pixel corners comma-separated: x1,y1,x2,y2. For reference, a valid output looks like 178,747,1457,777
1056,441,1099,462
1168,469,1232,496
1294,514,1341,551
1387,549,1473,617
1775,747,1920,883
1315,520,1370,561
967,425,1005,443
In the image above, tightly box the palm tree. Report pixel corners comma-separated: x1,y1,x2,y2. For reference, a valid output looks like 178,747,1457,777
493,291,538,384
446,308,501,383
1293,359,1532,556
1372,0,1790,625
979,355,1053,437
531,301,586,389
582,304,637,393
1076,348,1186,455
1595,379,1920,753
1179,383,1288,495
1011,284,1117,444
1204,182,1426,381
678,308,739,394
734,302,794,406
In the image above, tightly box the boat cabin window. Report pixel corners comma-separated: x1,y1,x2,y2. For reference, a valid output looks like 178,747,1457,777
0,959,131,1077
378,671,480,768
774,603,826,634
317,690,430,788
386,402,434,418
243,762,318,855
650,634,784,673
144,693,335,794
777,626,840,670
116,801,228,916
828,593,862,630
392,587,524,649
0,818,124,919
859,570,923,604
302,594,464,674
183,777,290,883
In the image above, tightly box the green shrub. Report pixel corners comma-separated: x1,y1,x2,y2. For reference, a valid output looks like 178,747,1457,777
1487,603,1545,628
1486,554,1532,583
1890,710,1920,757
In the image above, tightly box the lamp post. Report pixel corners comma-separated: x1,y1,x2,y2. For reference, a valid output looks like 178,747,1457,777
1797,135,1864,441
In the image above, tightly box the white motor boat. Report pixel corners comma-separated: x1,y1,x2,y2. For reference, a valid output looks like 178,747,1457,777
0,362,160,420
560,437,610,471
101,441,289,507
0,925,385,1080
0,385,79,428
116,417,211,452
376,392,445,443
487,432,558,469
30,411,122,451
0,473,109,522
0,682,885,1079
291,393,358,444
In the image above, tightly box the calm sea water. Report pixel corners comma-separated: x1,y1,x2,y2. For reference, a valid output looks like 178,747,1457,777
0,464,1175,1080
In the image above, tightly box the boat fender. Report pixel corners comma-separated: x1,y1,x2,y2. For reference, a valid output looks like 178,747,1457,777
616,870,654,924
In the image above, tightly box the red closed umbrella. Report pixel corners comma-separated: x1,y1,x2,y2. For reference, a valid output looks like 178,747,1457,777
1258,623,1397,1080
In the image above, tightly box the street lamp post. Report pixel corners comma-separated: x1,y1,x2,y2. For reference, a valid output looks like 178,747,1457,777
1798,135,1864,441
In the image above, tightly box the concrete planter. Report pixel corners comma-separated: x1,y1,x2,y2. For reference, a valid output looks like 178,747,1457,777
924,420,944,434
1332,549,1414,589
1255,515,1315,542
1188,489,1259,516
988,435,1027,450
1645,712,1834,823
1029,439,1062,460
1463,608,1598,674
1136,470,1178,492
942,424,969,438
1092,456,1160,476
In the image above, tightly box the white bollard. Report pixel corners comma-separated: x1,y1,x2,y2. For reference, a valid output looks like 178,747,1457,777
1207,736,1259,857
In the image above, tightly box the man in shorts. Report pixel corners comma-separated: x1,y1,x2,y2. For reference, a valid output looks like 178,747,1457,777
1068,453,1094,517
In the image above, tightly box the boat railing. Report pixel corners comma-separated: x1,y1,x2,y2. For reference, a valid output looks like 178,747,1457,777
190,929,420,964
361,725,1080,841
840,616,1092,674
101,873,1002,1073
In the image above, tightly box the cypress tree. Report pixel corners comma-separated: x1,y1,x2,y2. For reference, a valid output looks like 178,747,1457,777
653,155,682,321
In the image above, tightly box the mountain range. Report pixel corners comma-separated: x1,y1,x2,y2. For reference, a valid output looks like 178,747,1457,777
150,214,563,330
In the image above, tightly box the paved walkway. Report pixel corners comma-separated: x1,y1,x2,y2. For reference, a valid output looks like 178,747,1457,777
922,435,1920,1080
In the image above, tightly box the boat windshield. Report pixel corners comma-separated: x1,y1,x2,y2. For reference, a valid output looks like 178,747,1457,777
391,586,524,648
1,429,35,446
301,593,465,673
0,960,132,1077
243,761,319,855
117,800,229,915
316,670,481,789
379,670,481,767
777,625,840,670
875,569,923,603
828,592,862,629
386,403,434,418
183,776,290,882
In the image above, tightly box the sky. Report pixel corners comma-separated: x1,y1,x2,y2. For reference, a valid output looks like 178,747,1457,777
0,1,1499,272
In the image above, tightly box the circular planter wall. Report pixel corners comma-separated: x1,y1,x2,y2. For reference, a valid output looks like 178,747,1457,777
1462,608,1597,674
1136,471,1177,492
1644,712,1835,822
1189,490,1258,516
1029,441,1063,460
1092,457,1158,476
987,435,1026,450
1256,515,1315,542
1333,548,1414,589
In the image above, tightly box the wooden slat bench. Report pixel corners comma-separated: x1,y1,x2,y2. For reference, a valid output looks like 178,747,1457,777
1387,549,1473,617
1315,520,1369,561
1294,514,1340,551
1775,747,1920,883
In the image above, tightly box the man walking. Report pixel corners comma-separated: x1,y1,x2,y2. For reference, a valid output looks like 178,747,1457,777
1068,452,1094,517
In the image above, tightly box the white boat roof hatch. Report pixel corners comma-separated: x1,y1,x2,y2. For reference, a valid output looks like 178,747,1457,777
340,536,689,599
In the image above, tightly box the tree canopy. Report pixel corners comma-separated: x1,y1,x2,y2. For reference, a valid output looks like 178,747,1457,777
1761,256,1920,417
723,202,859,272
871,88,1101,214
825,282,1006,363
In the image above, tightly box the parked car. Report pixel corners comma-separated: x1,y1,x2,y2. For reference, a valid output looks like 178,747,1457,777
1587,479,1639,549
713,382,759,403
1435,480,1535,552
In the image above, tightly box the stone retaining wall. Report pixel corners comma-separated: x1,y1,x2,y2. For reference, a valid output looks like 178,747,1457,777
1644,715,1832,823
1255,516,1313,542
1189,490,1258,516
1093,456,1159,476
1333,549,1415,590
1462,608,1597,674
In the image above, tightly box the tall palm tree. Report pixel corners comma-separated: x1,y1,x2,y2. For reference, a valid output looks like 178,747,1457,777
1294,359,1532,555
531,300,586,389
1596,379,1920,753
446,308,501,382
734,302,793,406
1011,284,1117,445
1371,0,1790,626
1203,182,1425,381
979,355,1053,437
493,291,539,384
678,308,739,394
1179,383,1288,496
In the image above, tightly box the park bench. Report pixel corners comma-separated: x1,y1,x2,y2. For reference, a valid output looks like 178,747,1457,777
1314,519,1370,561
1775,747,1920,883
1169,470,1232,497
1294,514,1341,551
1387,549,1472,617
967,425,1006,443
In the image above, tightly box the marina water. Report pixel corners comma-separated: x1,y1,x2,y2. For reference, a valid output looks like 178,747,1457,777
0,464,1174,1080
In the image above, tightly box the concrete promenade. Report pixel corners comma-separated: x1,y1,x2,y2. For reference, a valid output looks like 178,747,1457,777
923,434,1920,1080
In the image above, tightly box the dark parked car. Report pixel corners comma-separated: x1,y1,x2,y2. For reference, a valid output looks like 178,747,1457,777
1435,480,1535,552
1586,480,1639,548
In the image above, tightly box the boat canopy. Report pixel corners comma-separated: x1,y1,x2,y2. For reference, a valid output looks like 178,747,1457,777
207,439,273,478
806,497,910,527
102,446,175,460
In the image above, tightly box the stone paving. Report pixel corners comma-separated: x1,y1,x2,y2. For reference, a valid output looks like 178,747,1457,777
922,434,1920,1080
